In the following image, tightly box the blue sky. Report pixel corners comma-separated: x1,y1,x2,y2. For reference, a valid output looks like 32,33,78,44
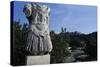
13,1,97,34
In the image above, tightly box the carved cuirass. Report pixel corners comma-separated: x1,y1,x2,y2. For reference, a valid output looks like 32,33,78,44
23,3,52,55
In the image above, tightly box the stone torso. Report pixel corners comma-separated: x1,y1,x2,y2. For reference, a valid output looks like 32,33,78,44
23,3,52,55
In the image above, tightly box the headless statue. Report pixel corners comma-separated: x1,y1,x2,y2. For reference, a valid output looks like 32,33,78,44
23,3,52,55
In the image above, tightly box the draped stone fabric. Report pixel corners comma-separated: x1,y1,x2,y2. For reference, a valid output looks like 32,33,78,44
23,3,52,55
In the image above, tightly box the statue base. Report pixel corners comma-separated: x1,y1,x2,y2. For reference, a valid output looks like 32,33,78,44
26,54,50,65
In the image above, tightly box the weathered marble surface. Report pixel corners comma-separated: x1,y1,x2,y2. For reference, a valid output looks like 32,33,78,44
23,3,52,55
26,55,50,65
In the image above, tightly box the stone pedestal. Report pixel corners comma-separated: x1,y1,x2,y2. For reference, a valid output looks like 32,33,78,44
26,54,50,65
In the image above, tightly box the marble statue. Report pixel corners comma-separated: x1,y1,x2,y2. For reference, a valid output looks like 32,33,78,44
23,3,53,55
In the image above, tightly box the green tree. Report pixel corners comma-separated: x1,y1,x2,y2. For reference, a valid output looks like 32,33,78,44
50,27,71,63
12,20,28,65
